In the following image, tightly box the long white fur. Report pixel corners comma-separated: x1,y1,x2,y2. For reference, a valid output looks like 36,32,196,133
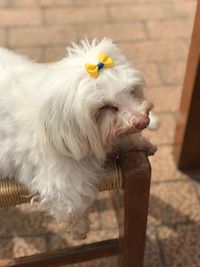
0,38,155,238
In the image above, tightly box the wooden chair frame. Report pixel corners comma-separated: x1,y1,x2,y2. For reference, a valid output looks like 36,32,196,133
0,152,151,267
174,0,200,169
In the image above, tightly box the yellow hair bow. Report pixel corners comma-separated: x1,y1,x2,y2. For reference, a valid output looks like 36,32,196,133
85,52,114,79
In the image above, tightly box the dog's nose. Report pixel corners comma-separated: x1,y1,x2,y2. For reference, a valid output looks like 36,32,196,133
134,115,150,130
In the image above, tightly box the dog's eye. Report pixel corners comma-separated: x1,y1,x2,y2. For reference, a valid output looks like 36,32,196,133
99,105,119,112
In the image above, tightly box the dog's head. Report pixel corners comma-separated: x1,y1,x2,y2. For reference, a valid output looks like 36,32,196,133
40,38,152,160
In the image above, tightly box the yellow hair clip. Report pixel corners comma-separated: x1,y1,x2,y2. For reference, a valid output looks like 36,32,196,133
85,52,114,79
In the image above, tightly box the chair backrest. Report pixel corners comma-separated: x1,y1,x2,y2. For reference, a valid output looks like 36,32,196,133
174,0,200,169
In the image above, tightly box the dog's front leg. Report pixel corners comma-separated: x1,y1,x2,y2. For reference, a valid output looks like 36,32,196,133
35,158,99,240
68,208,91,240
42,195,92,239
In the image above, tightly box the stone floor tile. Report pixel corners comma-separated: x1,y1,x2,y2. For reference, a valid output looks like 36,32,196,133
89,211,102,231
41,220,68,235
46,232,69,251
144,113,176,145
43,46,66,62
174,168,200,183
13,237,47,258
149,182,200,226
158,224,200,267
98,193,118,229
99,209,117,229
109,3,174,21
147,19,193,39
61,256,119,267
0,238,14,259
193,180,200,201
159,61,186,85
172,1,197,18
145,86,182,113
149,146,180,182
77,22,147,44
144,227,162,267
136,62,163,88
119,39,188,63
0,236,47,259
0,199,101,239
0,203,53,237
14,47,44,62
0,0,7,7
98,191,111,199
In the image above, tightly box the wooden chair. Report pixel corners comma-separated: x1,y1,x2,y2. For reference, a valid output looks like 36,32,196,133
174,0,200,170
0,151,151,267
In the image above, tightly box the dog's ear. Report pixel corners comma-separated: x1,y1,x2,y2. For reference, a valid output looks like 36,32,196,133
39,95,105,160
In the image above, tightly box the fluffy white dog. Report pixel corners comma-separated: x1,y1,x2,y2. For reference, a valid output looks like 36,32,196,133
0,38,156,238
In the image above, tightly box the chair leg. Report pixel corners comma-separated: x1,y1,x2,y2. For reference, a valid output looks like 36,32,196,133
1,151,151,267
118,152,151,267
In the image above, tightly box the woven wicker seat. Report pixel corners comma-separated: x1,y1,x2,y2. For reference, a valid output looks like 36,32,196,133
0,152,151,267
0,161,123,208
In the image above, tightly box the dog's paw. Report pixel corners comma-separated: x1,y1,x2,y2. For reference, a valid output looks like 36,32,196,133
69,215,90,240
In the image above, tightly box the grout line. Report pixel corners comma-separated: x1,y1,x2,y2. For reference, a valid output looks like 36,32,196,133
0,2,193,9
106,5,111,23
4,27,9,48
146,82,183,89
149,110,178,115
151,179,195,185
41,7,47,26
135,59,187,65
5,0,13,8
1,22,191,36
153,221,199,230
156,62,167,86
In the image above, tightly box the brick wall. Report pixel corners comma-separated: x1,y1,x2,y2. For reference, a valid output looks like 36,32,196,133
0,0,196,86
0,0,120,62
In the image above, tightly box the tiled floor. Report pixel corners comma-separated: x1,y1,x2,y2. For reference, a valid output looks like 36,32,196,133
0,0,200,266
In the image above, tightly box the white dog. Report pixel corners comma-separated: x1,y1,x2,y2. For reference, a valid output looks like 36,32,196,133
0,38,156,238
